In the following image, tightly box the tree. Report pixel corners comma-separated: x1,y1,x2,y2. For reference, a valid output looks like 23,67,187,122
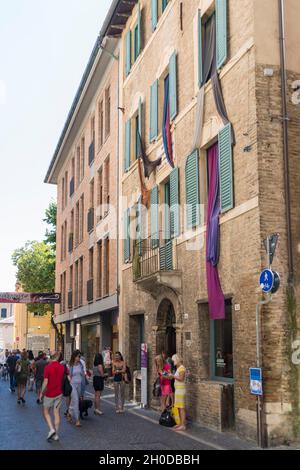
44,201,57,249
11,202,62,346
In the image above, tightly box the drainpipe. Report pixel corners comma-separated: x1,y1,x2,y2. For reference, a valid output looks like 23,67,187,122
278,0,293,284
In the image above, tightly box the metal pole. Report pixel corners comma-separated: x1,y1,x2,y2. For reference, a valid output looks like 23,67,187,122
256,295,272,448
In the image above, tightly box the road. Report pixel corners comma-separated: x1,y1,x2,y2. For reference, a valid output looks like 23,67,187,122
0,378,256,450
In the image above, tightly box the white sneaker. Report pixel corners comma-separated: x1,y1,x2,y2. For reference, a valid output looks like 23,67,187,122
47,429,56,441
52,434,59,441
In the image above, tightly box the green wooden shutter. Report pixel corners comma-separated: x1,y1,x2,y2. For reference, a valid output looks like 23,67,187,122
185,150,200,228
160,241,173,271
151,185,159,248
216,0,228,69
219,123,233,213
198,10,203,88
170,167,180,238
150,80,158,142
125,119,131,172
169,52,178,121
138,97,142,136
125,30,131,76
124,208,130,263
164,182,171,241
137,2,141,57
151,0,158,32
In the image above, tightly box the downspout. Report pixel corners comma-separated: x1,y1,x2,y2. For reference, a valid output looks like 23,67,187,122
278,0,293,284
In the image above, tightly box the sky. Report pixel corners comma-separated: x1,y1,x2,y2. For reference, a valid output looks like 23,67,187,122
0,0,112,292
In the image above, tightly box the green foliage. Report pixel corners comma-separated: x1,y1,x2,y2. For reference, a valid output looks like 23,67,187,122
44,201,57,249
12,241,55,316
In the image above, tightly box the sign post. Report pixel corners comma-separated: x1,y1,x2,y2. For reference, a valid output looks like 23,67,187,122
141,343,148,408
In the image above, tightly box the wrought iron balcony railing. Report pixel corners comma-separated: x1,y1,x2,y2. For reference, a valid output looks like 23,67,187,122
133,233,174,282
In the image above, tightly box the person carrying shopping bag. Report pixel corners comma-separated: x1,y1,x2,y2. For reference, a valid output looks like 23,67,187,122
68,350,86,427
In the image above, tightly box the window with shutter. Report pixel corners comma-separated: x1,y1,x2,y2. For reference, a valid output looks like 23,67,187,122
170,167,180,238
151,186,159,248
124,208,131,263
169,52,177,121
125,30,131,77
216,0,228,69
124,119,131,172
151,0,158,31
185,150,200,228
150,80,158,142
219,123,233,213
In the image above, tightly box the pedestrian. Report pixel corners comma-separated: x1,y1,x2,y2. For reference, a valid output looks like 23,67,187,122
35,351,48,404
6,350,17,393
93,353,104,416
168,354,187,431
155,351,173,411
103,347,112,379
41,351,66,442
112,351,126,414
15,350,30,404
27,350,35,392
68,350,86,427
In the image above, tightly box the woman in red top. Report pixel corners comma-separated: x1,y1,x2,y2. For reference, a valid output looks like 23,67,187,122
155,351,173,411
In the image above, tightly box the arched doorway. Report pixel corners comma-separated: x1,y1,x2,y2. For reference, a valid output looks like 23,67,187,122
156,299,176,357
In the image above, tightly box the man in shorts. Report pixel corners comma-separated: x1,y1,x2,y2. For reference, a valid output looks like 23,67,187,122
41,351,66,442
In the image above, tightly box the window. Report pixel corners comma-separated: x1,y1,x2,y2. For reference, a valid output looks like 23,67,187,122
75,202,80,247
90,179,94,209
103,237,110,296
97,167,103,222
210,299,233,380
75,261,79,307
150,52,177,143
64,220,67,259
69,265,73,310
79,195,84,243
1,308,7,319
70,158,75,196
124,99,142,172
69,210,74,252
89,247,94,280
125,4,141,76
60,272,66,313
91,116,95,143
79,257,83,306
105,87,111,138
151,0,170,31
60,225,64,261
98,100,104,148
64,171,68,208
76,146,81,188
81,137,85,181
198,0,228,88
104,157,110,215
61,178,65,210
97,241,103,298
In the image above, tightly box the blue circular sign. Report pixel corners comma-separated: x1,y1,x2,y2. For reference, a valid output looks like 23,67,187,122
259,269,274,293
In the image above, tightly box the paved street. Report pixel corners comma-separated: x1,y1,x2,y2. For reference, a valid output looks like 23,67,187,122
0,379,258,451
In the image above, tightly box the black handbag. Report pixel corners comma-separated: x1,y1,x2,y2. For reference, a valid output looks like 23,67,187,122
152,377,161,397
62,366,72,397
159,408,176,428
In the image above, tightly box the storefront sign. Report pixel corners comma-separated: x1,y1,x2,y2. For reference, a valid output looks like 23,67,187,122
0,292,61,304
141,343,148,407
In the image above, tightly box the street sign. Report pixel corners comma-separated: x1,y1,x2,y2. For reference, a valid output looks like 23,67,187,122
259,269,274,293
250,368,263,396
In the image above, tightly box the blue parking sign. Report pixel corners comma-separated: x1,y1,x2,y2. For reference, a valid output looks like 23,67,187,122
250,368,263,396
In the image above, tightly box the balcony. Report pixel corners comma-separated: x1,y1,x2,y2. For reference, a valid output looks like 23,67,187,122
88,141,95,166
133,234,182,295
69,177,75,197
87,208,94,233
68,233,74,253
68,290,73,310
87,279,94,302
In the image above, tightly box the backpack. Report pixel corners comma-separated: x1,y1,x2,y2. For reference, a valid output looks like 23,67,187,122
125,365,131,383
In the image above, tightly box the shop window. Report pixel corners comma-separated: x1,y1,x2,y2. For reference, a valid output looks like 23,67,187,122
210,299,233,381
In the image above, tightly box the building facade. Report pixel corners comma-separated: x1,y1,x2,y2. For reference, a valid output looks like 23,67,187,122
114,0,300,446
45,0,300,446
45,33,120,368
0,304,14,350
